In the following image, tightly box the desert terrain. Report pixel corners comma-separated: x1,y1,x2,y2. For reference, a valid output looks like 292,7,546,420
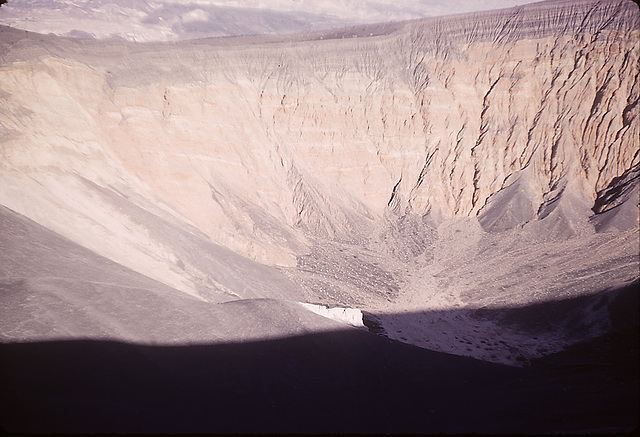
0,0,638,433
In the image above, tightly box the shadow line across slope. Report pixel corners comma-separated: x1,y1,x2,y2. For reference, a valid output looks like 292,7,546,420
1,317,637,434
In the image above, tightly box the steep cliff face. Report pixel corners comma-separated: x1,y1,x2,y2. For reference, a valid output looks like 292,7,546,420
0,0,638,305
400,0,639,222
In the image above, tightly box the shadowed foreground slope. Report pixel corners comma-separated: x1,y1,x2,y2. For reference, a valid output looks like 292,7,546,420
1,321,637,434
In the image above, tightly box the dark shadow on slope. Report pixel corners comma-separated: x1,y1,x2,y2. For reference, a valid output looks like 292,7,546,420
527,325,639,433
362,280,638,366
2,320,637,434
472,279,639,339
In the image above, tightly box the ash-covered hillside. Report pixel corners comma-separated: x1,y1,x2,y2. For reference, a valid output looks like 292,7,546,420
0,0,638,433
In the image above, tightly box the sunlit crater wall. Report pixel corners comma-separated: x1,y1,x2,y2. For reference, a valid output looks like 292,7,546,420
0,0,638,282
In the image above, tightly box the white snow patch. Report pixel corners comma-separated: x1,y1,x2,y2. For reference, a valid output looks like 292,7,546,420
299,302,365,328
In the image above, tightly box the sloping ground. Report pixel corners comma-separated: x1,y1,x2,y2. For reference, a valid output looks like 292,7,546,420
1,316,637,433
0,205,343,344
1,203,633,434
0,205,637,433
0,1,638,433
293,216,639,365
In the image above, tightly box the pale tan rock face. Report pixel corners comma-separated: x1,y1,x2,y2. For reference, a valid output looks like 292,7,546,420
0,0,638,301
